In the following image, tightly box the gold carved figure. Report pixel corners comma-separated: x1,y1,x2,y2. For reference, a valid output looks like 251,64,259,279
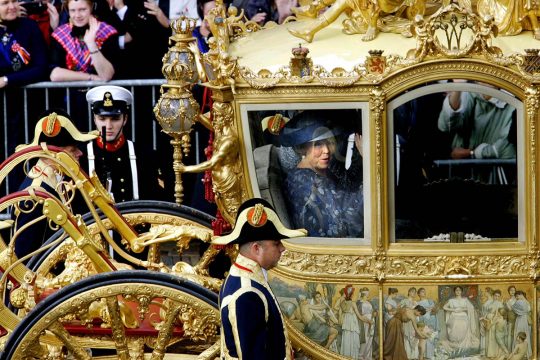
289,0,426,42
175,102,246,224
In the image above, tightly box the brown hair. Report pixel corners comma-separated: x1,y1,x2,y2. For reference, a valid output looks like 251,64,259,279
63,0,94,13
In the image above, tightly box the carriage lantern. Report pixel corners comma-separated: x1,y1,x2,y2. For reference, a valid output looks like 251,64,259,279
154,17,205,204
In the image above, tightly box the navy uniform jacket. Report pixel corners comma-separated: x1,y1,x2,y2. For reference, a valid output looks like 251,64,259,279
219,254,292,360
84,138,163,203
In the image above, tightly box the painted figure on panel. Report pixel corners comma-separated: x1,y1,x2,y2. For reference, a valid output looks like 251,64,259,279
336,285,364,358
356,287,375,359
399,287,419,359
417,287,438,360
480,288,505,358
506,285,518,351
384,288,400,325
511,291,532,358
440,286,480,354
296,292,339,349
383,304,427,360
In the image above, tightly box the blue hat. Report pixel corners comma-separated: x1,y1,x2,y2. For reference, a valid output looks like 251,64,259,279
280,110,335,147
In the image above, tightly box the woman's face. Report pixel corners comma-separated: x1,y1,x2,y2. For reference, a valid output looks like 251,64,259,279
68,0,92,27
303,139,334,173
0,0,18,22
454,287,463,297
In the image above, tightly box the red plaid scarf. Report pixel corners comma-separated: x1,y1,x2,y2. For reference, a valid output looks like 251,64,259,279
51,22,117,72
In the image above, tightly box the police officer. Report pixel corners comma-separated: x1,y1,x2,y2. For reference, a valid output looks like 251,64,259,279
85,85,162,203
13,109,98,260
214,198,307,359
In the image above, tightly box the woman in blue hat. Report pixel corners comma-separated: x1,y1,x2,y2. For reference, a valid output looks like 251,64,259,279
282,110,364,238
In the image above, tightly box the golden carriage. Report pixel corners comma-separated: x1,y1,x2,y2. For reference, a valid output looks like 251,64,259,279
2,0,540,357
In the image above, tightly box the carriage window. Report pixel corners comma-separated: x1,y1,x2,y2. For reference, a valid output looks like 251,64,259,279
247,107,366,239
391,83,520,242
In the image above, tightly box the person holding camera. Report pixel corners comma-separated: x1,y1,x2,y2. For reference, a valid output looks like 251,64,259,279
49,0,119,81
17,0,60,45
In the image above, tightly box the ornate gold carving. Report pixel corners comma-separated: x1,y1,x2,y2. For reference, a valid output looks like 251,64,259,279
178,301,220,342
525,87,538,255
170,261,223,292
279,251,534,278
132,224,212,253
407,4,502,62
35,240,97,291
370,88,385,252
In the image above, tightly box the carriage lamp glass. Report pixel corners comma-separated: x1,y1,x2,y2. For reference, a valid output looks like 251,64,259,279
154,16,202,204
154,86,199,134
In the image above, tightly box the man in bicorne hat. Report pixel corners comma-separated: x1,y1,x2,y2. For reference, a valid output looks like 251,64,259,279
85,85,163,203
214,197,307,359
12,109,98,261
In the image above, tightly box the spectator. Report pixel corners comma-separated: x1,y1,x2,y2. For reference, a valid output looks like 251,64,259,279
0,0,48,88
110,0,171,79
438,85,516,160
193,0,215,53
247,0,296,25
17,0,60,45
149,0,200,27
0,0,49,190
49,0,119,81
84,85,164,202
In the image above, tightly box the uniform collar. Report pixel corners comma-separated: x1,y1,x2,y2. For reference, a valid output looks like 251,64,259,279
96,133,125,152
231,254,267,284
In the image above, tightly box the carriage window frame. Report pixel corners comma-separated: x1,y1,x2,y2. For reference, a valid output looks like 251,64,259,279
240,101,371,246
387,82,525,244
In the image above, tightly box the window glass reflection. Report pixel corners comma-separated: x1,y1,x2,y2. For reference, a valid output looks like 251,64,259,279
250,109,364,238
394,87,518,241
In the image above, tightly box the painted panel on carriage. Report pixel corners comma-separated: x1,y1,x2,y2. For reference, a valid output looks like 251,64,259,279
268,276,379,359
247,106,366,240
390,82,521,243
381,284,533,360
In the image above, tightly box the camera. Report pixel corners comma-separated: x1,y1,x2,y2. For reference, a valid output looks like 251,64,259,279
21,0,47,15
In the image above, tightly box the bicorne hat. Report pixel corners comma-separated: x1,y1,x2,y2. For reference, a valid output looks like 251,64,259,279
16,109,99,152
212,198,307,245
86,86,133,116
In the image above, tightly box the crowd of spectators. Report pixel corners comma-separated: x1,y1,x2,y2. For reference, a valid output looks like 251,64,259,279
1,0,297,88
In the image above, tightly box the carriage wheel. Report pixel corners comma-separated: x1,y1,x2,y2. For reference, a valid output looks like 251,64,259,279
1,270,220,359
